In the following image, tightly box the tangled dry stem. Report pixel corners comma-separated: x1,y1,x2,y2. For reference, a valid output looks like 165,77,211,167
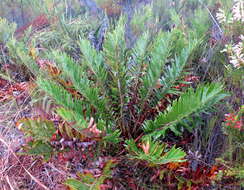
0,94,67,189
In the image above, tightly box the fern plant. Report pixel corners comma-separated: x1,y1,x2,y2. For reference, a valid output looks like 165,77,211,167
17,14,228,167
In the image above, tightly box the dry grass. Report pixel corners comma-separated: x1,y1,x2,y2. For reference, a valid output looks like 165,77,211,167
0,94,67,190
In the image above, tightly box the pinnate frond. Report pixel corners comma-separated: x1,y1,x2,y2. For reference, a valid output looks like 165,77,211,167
140,32,172,102
126,138,186,165
143,83,228,137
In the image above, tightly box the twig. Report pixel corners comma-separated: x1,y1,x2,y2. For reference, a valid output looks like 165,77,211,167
198,0,223,34
0,136,49,190
47,163,69,177
5,176,15,190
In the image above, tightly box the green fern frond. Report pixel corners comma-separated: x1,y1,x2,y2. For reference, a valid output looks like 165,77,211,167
125,138,186,166
64,179,89,190
140,32,172,103
37,78,85,115
79,39,107,87
52,51,109,119
102,16,130,129
56,107,87,131
102,128,121,144
7,39,40,75
143,83,229,137
158,40,198,98
0,17,16,44
21,141,54,161
103,16,126,70
17,118,56,160
132,31,150,63
17,118,56,143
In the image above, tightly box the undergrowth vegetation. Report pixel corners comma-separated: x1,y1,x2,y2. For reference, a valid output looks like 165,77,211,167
0,0,243,189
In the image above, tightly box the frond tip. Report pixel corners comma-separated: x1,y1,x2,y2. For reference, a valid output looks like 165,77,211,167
125,138,186,166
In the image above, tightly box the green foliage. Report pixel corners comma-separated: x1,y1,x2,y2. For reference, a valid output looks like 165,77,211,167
50,51,108,119
17,118,56,142
64,179,89,190
0,16,40,77
131,3,155,34
17,118,56,160
1,0,240,188
7,39,40,75
33,11,228,168
216,158,244,187
189,8,211,39
228,164,244,187
102,127,121,144
39,18,201,136
155,39,198,102
126,138,186,166
1,1,229,183
0,17,16,44
22,141,54,161
143,83,228,139
139,32,172,103
37,79,84,115
33,15,97,57
64,160,115,190
79,39,107,86
0,0,242,189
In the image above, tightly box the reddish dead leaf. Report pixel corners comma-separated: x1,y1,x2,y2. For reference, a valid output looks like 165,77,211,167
15,14,50,38
36,59,61,77
167,162,183,170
